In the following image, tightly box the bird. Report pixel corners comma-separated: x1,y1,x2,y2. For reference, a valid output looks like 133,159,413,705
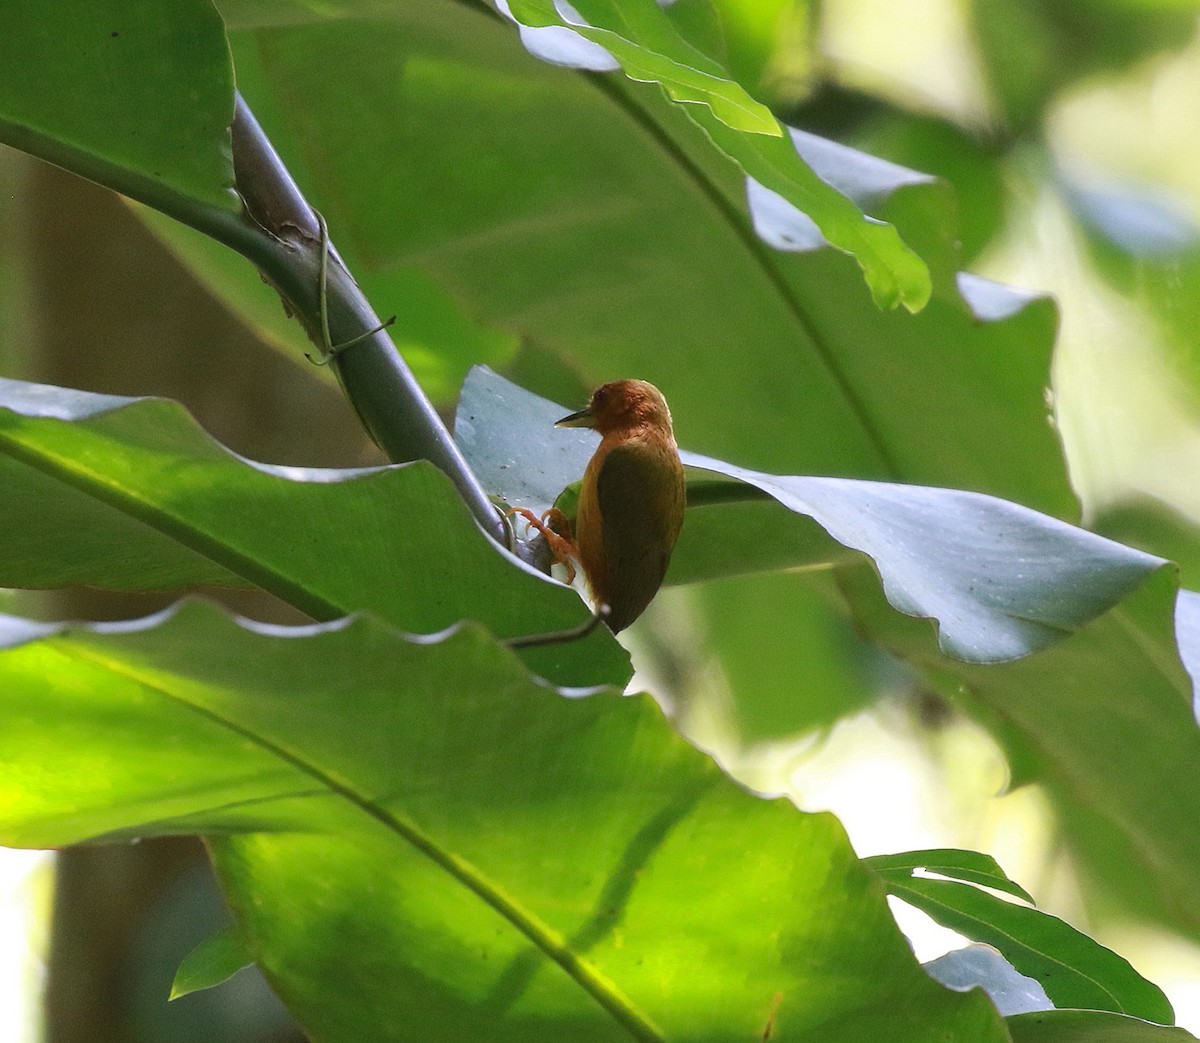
512,380,686,633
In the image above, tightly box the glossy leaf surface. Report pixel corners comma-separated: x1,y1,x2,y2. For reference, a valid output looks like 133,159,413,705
456,367,1165,664
0,602,1007,1043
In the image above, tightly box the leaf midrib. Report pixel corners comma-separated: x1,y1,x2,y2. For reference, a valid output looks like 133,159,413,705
886,877,1128,1013
583,73,901,477
0,418,346,621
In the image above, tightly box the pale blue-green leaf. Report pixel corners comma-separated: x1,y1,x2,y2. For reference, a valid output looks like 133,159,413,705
495,0,621,70
1174,590,1200,719
456,368,1164,663
925,944,1052,1017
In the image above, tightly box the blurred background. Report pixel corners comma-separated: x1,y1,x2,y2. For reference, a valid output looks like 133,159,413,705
7,0,1200,1038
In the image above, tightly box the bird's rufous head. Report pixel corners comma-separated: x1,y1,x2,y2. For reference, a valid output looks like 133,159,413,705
556,380,674,436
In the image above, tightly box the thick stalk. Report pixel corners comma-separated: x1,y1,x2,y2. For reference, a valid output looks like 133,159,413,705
227,96,506,545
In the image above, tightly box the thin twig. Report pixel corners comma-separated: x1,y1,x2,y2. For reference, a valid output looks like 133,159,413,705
505,606,612,649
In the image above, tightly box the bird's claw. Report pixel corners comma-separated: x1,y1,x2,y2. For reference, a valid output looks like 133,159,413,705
508,507,579,585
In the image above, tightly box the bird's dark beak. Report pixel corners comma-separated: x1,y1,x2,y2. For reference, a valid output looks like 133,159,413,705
555,406,595,429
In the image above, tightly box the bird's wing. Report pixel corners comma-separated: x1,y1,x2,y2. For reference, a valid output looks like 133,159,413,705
594,438,680,629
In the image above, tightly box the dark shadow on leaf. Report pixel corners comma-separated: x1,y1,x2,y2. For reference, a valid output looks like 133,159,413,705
479,777,715,1016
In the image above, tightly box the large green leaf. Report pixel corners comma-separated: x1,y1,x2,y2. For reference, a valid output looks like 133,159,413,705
676,450,1157,662
456,367,1164,663
0,0,238,214
457,368,1200,939
505,0,930,311
0,601,1008,1042
0,376,626,687
205,5,1070,516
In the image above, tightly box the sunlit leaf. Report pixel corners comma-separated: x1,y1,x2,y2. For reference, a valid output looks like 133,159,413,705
505,0,782,135
864,848,1035,904
0,601,1007,1042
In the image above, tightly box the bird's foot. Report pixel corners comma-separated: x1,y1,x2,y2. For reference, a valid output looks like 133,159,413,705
509,507,578,584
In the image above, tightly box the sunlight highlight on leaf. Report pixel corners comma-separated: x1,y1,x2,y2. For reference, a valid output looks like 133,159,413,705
0,601,1008,1042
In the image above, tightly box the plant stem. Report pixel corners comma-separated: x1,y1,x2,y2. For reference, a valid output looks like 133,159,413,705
227,96,506,545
